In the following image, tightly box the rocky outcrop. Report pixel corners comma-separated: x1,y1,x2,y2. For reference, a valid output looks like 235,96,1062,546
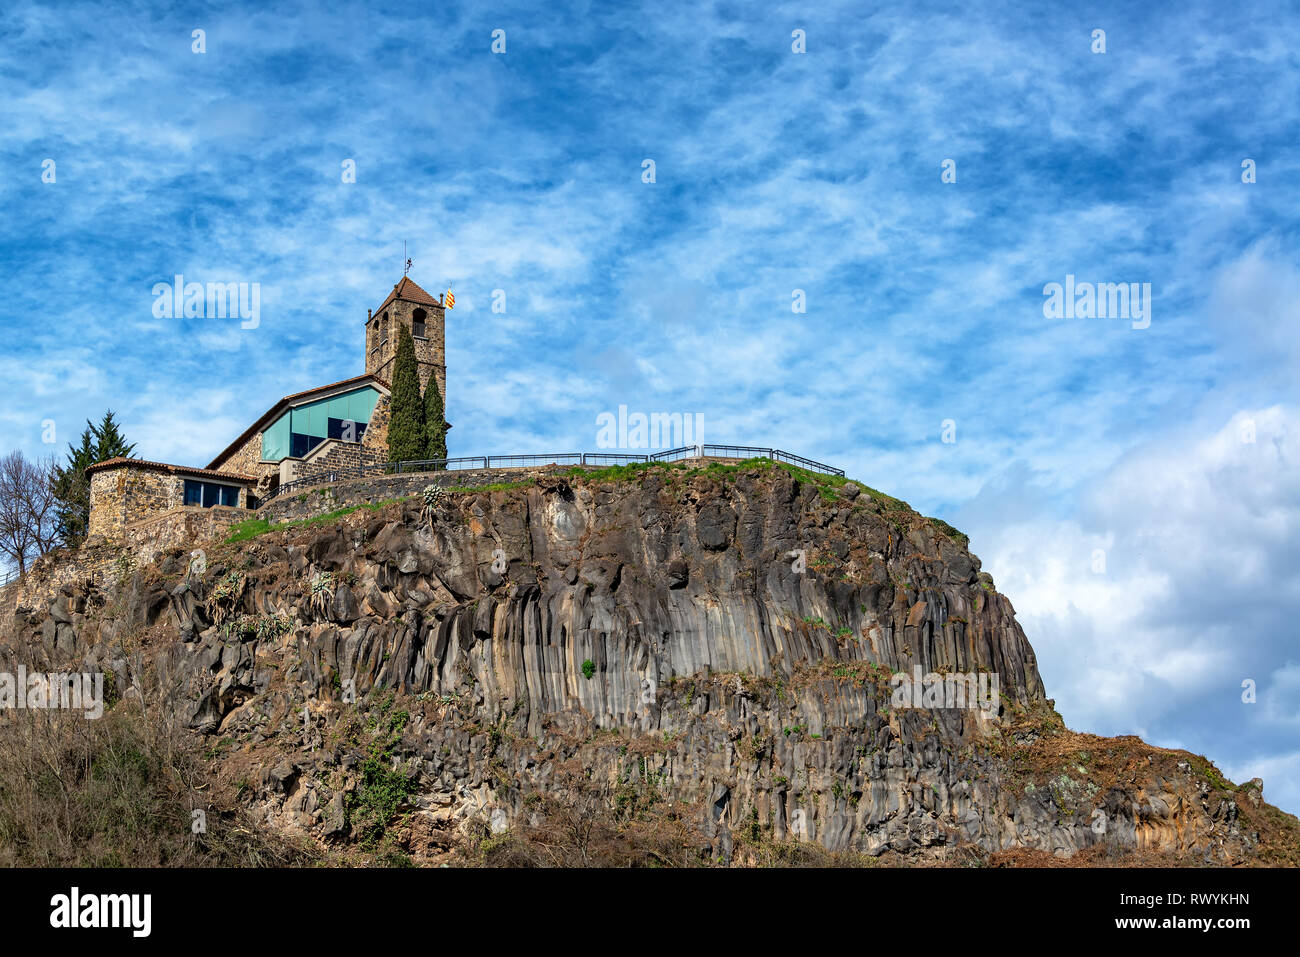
2,461,1292,865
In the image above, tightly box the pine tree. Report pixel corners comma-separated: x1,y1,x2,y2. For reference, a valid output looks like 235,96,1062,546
92,410,135,462
422,373,448,467
386,325,425,464
50,410,136,545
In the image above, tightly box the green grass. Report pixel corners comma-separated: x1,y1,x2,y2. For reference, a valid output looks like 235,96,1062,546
569,456,915,512
568,460,672,483
224,497,410,543
928,517,970,548
223,457,978,564
225,518,276,541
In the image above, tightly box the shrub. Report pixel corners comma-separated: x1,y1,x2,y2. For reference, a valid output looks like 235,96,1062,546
309,572,335,617
0,702,311,866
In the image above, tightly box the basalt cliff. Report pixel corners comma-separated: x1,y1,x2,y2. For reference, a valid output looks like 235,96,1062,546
1,460,1296,867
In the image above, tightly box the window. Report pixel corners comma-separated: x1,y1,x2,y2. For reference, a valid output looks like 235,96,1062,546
290,432,324,458
328,417,367,443
288,419,367,458
381,312,388,346
183,479,240,508
261,386,380,462
412,308,426,338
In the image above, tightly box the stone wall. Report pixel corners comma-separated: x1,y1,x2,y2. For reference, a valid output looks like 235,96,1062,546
211,429,277,489
287,438,387,485
121,505,250,565
7,504,251,614
258,464,596,524
362,393,391,458
6,540,126,613
257,457,736,525
89,467,181,537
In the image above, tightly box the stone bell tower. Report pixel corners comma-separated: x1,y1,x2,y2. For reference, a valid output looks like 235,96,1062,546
364,276,447,402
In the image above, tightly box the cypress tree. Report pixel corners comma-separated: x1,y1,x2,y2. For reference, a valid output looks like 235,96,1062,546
50,410,136,545
386,325,425,463
422,373,448,467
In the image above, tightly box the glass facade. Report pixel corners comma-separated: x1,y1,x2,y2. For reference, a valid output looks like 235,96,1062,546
183,479,241,508
260,386,379,462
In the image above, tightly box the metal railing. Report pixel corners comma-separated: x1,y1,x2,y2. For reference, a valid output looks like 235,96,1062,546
396,456,489,472
701,444,775,459
581,453,650,465
698,445,846,477
261,444,843,502
486,453,583,469
0,568,20,590
772,449,845,476
650,446,697,462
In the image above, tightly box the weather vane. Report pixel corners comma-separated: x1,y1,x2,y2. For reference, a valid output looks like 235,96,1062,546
403,241,412,277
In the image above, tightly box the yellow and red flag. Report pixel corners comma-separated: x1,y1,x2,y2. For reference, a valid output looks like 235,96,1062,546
445,287,455,309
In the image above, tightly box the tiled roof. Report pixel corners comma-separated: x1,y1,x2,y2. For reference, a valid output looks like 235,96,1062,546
204,372,390,470
277,373,389,405
372,276,442,317
86,457,257,483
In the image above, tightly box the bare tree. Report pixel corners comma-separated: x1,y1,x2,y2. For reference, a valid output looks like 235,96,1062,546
0,451,59,576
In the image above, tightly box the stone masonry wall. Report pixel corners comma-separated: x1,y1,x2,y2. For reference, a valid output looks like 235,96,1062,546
366,298,446,404
210,429,277,489
258,464,600,524
122,505,250,565
290,438,387,485
89,468,182,538
7,504,250,614
361,393,391,458
258,458,736,525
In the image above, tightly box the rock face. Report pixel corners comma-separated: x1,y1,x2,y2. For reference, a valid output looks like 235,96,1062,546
1,462,1290,864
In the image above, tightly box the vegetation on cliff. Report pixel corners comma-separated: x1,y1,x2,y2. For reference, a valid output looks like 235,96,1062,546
2,459,1295,867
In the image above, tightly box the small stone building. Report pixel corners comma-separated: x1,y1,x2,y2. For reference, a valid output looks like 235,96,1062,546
84,275,449,541
86,459,256,539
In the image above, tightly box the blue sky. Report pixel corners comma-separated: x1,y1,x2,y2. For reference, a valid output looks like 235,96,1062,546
3,0,1299,814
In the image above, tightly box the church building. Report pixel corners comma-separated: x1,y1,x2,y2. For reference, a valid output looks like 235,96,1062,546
85,276,449,540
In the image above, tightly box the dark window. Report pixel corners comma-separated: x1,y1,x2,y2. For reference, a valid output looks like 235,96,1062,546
290,432,326,458
328,417,367,443
184,479,241,509
412,308,426,338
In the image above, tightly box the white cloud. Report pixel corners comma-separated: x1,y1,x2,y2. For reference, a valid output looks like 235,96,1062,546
956,406,1300,814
